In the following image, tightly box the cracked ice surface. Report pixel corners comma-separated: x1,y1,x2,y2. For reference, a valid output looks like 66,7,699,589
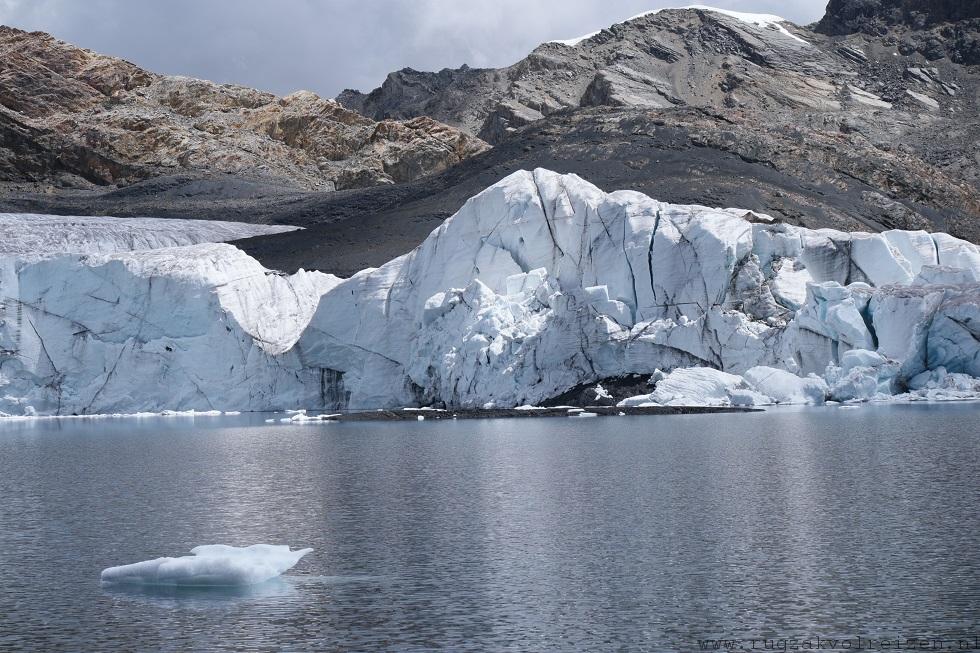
299,169,980,409
1,169,979,415
0,243,339,415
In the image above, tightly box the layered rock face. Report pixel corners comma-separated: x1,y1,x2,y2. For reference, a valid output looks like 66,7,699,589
338,5,979,140
0,26,488,191
3,5,979,268
817,0,980,65
339,7,837,141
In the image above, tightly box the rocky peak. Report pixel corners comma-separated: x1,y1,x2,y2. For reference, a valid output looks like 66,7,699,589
0,26,489,191
816,0,980,34
815,0,980,64
339,7,839,143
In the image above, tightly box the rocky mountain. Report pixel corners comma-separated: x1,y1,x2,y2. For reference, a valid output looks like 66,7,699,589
1,4,978,277
0,26,488,192
817,0,980,47
337,6,977,138
339,7,841,142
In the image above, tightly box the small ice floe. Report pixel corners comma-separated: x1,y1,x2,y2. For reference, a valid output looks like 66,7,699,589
572,411,599,418
100,544,312,587
160,409,224,417
279,412,340,423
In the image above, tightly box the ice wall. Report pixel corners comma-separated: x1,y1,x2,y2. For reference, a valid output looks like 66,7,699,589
298,169,980,408
0,244,339,414
1,170,978,415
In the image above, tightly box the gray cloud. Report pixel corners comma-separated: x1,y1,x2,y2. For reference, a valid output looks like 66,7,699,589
0,0,828,97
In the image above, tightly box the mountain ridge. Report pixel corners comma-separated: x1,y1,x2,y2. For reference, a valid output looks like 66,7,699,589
1,3,979,275
0,25,489,192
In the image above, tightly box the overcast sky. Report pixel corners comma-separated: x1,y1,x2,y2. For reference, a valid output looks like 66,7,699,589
0,0,828,97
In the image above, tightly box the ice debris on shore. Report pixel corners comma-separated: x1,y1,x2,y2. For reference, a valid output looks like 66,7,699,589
100,544,313,587
1,168,979,415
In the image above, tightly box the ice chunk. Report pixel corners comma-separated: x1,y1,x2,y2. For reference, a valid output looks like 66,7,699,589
913,265,977,285
743,366,827,404
769,259,813,310
933,233,980,272
100,544,313,587
906,367,980,400
824,349,899,402
618,367,765,407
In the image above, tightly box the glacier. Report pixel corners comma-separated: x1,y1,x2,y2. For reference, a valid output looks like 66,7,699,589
1,169,979,415
0,212,300,260
0,243,339,415
298,169,980,409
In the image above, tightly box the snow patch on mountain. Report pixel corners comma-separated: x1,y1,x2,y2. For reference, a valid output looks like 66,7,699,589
550,5,809,48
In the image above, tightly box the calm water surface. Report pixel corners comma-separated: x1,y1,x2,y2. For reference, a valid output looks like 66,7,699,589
0,404,977,652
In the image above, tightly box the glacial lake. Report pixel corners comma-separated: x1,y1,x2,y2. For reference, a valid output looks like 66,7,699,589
0,405,977,652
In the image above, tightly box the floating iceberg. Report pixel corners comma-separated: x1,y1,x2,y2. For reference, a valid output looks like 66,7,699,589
1,169,979,415
100,544,313,587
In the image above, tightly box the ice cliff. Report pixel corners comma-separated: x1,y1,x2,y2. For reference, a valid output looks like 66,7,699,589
0,217,339,415
2,170,979,415
298,169,980,409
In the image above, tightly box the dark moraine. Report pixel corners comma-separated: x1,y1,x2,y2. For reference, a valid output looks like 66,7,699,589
305,405,759,422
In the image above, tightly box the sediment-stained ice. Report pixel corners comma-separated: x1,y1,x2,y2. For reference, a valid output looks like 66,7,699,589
0,213,299,260
100,545,313,587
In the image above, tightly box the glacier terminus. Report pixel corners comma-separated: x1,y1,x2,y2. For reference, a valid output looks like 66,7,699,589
1,169,978,416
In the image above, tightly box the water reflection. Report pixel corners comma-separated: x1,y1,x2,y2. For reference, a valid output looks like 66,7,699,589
102,577,301,608
0,405,976,651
